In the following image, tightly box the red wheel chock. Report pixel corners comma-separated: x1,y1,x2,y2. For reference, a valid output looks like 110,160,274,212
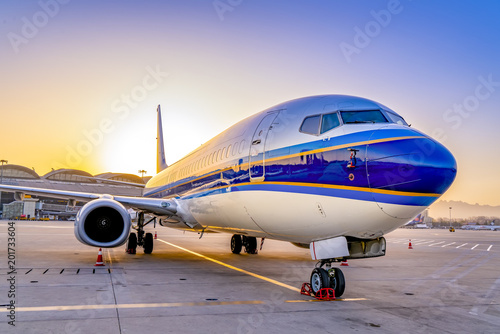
301,283,314,296
316,288,335,301
300,283,336,300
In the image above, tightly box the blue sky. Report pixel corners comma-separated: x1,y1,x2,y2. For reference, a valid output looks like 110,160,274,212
1,0,499,205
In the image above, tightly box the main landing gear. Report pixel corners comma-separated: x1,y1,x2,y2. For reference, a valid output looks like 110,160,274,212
127,212,155,254
231,234,258,254
310,259,346,298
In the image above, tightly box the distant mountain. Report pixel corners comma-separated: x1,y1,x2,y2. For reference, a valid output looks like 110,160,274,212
428,200,500,219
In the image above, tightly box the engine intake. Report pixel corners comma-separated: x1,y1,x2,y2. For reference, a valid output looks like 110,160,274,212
74,199,131,248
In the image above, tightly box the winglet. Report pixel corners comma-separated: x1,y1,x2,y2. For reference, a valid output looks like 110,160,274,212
157,105,168,174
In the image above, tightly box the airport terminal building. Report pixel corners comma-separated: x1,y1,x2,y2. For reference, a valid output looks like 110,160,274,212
0,164,147,220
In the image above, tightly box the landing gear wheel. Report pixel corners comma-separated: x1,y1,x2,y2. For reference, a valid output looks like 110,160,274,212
144,232,153,254
310,268,329,294
244,236,258,254
231,234,242,254
328,267,345,297
127,233,137,254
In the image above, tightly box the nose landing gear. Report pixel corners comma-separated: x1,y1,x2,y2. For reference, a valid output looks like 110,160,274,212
310,260,346,297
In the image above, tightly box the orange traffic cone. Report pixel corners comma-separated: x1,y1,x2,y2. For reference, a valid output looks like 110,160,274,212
154,231,157,239
94,248,105,266
408,240,413,249
340,260,349,266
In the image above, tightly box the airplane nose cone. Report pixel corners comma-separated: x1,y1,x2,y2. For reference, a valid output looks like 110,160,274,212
366,131,457,218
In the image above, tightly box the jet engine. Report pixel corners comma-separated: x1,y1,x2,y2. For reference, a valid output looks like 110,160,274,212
74,199,131,248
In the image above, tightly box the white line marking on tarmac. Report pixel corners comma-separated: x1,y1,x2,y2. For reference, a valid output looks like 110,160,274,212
428,241,445,246
441,242,456,247
471,244,479,250
487,245,493,251
456,243,468,248
414,240,435,245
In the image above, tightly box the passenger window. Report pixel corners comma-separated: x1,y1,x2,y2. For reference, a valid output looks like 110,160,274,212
239,140,246,154
227,145,232,158
320,113,340,134
300,115,321,135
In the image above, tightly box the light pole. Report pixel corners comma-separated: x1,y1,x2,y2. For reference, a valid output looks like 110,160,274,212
138,170,147,179
0,159,7,184
449,207,452,228
0,159,7,218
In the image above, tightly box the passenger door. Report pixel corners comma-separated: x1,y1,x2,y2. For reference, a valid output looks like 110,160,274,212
249,111,280,182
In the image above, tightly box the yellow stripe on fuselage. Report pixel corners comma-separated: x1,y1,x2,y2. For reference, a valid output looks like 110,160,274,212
147,135,427,197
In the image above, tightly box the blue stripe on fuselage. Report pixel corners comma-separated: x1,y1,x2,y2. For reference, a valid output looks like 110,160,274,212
143,128,443,206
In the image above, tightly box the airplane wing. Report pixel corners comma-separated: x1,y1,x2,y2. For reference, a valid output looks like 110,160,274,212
0,184,177,217
0,183,179,248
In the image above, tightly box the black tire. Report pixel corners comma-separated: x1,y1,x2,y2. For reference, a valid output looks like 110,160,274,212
231,234,242,254
329,267,346,297
144,232,153,254
244,236,258,254
127,233,137,253
310,268,329,294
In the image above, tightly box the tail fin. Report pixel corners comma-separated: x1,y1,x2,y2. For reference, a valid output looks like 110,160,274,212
156,105,168,173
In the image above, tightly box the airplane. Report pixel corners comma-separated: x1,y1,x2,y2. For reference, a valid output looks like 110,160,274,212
0,94,457,297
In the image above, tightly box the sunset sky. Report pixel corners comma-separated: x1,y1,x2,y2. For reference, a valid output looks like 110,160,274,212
1,1,499,206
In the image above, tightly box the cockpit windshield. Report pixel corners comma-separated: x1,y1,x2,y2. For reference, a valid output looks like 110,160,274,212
384,111,408,126
340,110,388,124
299,109,408,136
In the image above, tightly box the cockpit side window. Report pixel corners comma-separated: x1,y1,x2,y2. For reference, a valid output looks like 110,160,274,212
320,113,340,134
340,110,388,124
385,111,408,126
300,115,321,135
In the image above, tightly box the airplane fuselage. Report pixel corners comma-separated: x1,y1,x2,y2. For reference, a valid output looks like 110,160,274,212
143,95,457,244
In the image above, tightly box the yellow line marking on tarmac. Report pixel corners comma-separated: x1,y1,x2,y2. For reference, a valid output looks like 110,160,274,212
286,297,368,303
0,300,263,313
157,239,301,293
12,224,73,229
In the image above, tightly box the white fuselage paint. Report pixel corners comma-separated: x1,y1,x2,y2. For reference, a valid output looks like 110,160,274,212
181,191,424,244
144,95,455,245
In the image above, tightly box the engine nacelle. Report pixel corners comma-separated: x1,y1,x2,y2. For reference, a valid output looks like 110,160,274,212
74,199,131,248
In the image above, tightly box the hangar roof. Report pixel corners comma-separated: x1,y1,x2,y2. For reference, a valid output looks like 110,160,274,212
95,172,145,184
43,169,96,183
0,164,40,179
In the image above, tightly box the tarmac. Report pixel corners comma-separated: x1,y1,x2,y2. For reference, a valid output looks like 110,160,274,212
1,220,499,334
